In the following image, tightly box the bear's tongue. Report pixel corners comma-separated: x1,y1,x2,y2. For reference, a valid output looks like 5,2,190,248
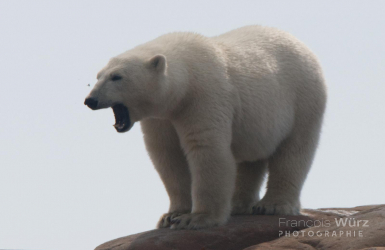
112,104,131,133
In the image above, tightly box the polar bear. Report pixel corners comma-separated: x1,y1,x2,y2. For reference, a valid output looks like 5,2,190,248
84,25,327,230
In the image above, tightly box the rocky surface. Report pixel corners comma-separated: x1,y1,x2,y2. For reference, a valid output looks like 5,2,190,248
95,205,385,250
95,215,310,250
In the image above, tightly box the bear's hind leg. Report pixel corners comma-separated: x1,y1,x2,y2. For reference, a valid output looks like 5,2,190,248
141,119,192,228
231,160,267,215
253,122,322,216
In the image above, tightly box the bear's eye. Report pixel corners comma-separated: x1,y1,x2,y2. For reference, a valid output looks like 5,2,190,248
111,75,122,81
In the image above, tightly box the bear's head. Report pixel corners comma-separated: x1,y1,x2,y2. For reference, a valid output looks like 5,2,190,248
84,54,169,133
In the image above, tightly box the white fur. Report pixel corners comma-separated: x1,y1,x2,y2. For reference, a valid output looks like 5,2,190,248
86,25,327,230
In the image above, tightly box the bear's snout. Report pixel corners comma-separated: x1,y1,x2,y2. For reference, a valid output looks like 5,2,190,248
84,97,98,110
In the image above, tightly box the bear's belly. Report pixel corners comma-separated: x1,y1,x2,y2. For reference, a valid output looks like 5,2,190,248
230,135,278,163
230,117,291,163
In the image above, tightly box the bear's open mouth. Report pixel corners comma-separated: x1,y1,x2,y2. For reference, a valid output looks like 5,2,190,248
112,104,131,133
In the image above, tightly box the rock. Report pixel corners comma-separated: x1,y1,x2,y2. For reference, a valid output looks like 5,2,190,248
95,205,385,250
95,215,311,250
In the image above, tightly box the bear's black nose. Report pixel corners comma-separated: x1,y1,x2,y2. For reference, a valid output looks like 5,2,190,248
84,97,98,110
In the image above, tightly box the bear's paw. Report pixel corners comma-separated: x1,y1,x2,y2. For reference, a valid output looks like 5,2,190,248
252,198,300,215
157,211,189,228
169,213,226,230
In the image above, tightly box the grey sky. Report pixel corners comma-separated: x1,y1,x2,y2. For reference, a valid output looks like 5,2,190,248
0,1,384,249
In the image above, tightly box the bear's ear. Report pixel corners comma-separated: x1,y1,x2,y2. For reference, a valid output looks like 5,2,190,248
146,54,167,73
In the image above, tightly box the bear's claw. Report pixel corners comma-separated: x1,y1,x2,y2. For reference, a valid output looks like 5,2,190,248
157,212,186,228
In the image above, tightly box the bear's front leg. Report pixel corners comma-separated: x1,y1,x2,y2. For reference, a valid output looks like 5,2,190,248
141,119,192,228
171,124,236,230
